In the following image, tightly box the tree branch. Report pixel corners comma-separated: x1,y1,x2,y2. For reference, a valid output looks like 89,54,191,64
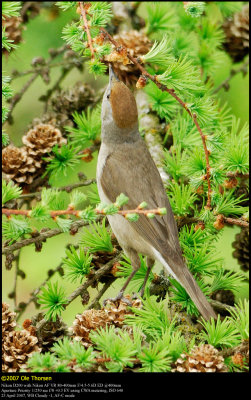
42,66,72,113
78,2,95,60
222,216,249,228
219,340,249,358
87,279,116,310
192,113,212,209
19,178,96,200
2,211,248,258
12,251,21,308
209,299,235,314
175,215,249,229
226,171,249,179
2,206,166,219
7,73,38,118
2,218,102,256
11,58,79,80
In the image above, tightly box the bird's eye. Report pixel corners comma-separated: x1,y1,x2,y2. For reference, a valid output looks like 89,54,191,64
107,94,110,99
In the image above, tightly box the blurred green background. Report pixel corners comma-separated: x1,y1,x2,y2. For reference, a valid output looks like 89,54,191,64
2,5,249,326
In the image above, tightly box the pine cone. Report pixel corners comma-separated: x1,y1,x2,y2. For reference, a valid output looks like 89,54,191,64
31,313,70,352
20,2,41,24
2,303,16,338
23,124,67,157
91,251,119,272
232,228,249,272
2,16,23,55
104,295,142,327
172,344,227,372
49,82,95,116
71,309,111,347
2,145,42,185
104,30,152,86
223,4,249,63
2,330,40,372
30,112,73,135
30,83,95,135
211,289,235,306
231,340,249,368
234,183,249,207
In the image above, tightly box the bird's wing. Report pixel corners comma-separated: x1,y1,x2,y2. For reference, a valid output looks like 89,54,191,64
100,140,218,321
100,139,182,259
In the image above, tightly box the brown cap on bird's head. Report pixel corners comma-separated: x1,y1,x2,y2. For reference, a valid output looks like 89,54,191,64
108,64,138,129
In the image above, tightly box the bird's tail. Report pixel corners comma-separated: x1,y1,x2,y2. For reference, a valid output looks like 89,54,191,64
154,251,216,320
174,264,217,320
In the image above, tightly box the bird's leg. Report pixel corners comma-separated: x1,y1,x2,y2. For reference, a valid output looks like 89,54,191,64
103,250,141,306
139,257,155,298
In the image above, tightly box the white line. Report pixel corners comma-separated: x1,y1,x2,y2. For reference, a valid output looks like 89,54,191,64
151,247,181,284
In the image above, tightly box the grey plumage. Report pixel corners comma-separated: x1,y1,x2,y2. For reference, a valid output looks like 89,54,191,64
96,66,216,320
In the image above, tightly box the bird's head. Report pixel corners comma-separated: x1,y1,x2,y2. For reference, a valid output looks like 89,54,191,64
101,65,139,143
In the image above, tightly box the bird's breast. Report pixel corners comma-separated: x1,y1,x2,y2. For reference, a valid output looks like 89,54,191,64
96,143,155,258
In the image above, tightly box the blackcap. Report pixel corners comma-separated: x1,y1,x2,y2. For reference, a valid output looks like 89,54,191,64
96,65,216,320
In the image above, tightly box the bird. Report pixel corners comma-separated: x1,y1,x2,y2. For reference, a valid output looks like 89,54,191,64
96,65,217,321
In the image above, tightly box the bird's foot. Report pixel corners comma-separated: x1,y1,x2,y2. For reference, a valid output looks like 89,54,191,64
103,291,132,307
131,292,141,300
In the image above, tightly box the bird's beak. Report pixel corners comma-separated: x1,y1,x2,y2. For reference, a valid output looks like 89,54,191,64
109,64,119,86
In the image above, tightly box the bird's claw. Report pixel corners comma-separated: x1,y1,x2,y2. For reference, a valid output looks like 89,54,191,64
103,292,132,307
132,292,140,300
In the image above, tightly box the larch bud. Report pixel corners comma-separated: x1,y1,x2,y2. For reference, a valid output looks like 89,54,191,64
136,75,147,89
213,214,225,230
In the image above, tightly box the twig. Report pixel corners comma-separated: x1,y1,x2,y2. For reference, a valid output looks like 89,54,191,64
78,2,95,60
94,357,112,364
78,142,101,158
93,356,141,366
2,210,248,258
226,171,249,179
19,178,96,200
2,206,166,218
213,58,249,94
26,175,49,193
175,215,249,229
95,207,167,217
222,216,249,228
175,216,200,229
2,217,102,256
209,299,235,314
67,252,121,304
10,58,82,80
220,340,249,358
99,27,213,209
8,72,38,117
42,67,72,113
57,177,96,192
192,113,212,209
12,251,21,308
87,279,115,310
